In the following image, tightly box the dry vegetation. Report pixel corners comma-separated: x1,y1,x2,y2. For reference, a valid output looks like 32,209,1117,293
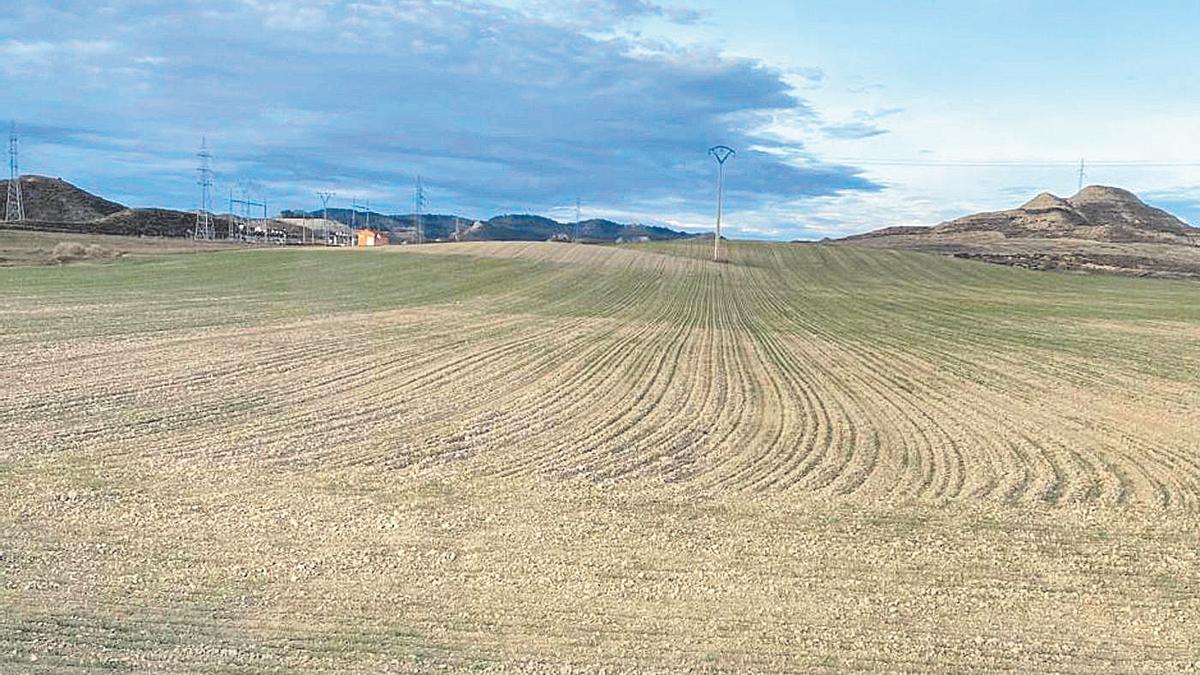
841,232,1200,278
1,239,1198,672
0,230,243,267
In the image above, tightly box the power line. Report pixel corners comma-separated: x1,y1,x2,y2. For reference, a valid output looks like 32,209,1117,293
351,198,370,231
821,157,1200,168
230,185,265,242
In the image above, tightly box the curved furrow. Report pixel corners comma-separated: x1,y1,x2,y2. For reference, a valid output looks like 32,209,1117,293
530,268,718,482
464,267,709,480
737,245,1176,506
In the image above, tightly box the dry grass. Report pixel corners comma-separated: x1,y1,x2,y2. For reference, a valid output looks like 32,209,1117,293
840,231,1200,278
0,229,246,267
1,240,1198,672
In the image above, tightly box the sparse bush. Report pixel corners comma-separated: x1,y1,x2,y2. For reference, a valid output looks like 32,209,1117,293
85,243,116,259
49,241,116,263
50,241,88,262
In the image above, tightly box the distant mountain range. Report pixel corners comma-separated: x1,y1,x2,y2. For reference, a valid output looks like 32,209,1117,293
279,208,691,243
0,175,693,243
839,186,1200,277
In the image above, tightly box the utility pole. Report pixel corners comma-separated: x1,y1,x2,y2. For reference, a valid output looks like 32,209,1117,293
231,192,265,242
317,191,333,245
194,137,215,240
350,198,370,230
1077,158,1086,192
4,121,24,223
708,145,735,262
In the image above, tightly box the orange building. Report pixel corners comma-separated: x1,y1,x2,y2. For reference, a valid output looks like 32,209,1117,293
356,229,388,247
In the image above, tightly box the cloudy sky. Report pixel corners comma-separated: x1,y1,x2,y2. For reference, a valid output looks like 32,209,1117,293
3,1,1198,238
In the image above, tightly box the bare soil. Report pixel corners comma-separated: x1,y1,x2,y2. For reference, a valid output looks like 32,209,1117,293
1,241,1197,672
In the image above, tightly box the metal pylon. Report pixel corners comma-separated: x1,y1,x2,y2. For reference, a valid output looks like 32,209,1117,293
4,122,24,223
194,137,214,240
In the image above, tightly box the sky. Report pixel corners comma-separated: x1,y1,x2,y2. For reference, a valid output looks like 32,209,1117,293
2,1,1198,239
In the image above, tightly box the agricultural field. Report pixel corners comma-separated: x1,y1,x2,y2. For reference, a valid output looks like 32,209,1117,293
1,238,1198,672
0,230,243,267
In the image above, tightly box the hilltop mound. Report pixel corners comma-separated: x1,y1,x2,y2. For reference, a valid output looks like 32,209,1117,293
1020,192,1072,210
839,186,1200,278
1,177,311,240
0,176,201,237
0,175,126,222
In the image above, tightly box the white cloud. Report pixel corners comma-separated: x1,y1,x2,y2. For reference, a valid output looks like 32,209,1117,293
0,39,117,71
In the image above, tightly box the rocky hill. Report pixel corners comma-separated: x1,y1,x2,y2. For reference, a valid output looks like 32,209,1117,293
933,186,1195,244
840,186,1200,278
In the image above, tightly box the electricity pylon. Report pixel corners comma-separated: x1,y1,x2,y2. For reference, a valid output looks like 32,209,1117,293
4,122,24,223
708,145,735,262
194,137,215,240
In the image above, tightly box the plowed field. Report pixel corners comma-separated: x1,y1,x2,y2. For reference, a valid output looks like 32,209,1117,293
2,240,1198,672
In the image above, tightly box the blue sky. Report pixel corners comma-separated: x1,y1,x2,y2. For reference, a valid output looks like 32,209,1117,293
2,1,1198,238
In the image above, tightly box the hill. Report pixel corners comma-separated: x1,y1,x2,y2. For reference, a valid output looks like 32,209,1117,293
931,186,1197,243
1,175,125,222
840,185,1200,277
0,176,239,238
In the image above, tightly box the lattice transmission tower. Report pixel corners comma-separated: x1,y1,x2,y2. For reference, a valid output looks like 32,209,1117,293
414,176,426,244
194,137,215,240
5,122,24,223
317,191,334,245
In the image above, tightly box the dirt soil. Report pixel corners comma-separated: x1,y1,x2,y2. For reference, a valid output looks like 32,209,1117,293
0,229,246,266
1,240,1197,672
838,232,1200,278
